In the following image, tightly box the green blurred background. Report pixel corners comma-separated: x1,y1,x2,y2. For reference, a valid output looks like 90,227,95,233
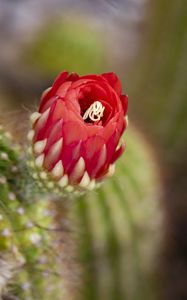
0,0,187,299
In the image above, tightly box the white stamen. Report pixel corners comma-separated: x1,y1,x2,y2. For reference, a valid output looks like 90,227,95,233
83,101,105,122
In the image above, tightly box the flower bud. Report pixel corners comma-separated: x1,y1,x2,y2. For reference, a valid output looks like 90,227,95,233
28,71,128,194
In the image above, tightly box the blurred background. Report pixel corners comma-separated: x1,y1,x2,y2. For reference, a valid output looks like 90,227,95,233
0,0,187,299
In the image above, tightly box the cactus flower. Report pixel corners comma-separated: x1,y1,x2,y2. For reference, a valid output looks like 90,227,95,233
28,71,128,193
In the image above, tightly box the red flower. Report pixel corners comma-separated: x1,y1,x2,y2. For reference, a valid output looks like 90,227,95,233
28,71,128,192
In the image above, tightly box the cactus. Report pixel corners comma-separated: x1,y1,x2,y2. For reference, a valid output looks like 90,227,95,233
128,0,187,163
126,1,187,298
73,128,162,300
0,121,162,300
0,126,65,300
24,17,105,76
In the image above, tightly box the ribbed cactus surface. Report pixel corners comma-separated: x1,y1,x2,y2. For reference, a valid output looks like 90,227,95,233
73,128,162,300
0,126,64,300
128,0,187,163
0,124,162,300
126,1,187,298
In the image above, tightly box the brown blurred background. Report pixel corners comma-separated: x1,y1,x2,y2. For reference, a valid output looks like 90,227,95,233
0,0,187,299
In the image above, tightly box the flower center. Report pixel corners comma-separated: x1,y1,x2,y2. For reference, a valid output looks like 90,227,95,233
83,101,105,123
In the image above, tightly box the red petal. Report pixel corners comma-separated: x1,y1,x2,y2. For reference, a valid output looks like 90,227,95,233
101,121,117,143
102,72,122,96
110,144,125,164
44,119,63,152
120,95,128,115
40,96,58,113
91,144,107,178
53,71,69,86
65,89,81,115
98,80,122,112
41,87,51,101
71,79,93,89
56,81,72,98
67,72,79,81
81,82,108,100
34,105,54,142
82,135,105,177
39,71,69,112
106,128,120,164
44,138,63,171
51,99,68,123
79,74,105,82
117,115,125,135
109,111,124,135
61,140,82,173
62,121,88,145
86,125,102,138
83,135,104,160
